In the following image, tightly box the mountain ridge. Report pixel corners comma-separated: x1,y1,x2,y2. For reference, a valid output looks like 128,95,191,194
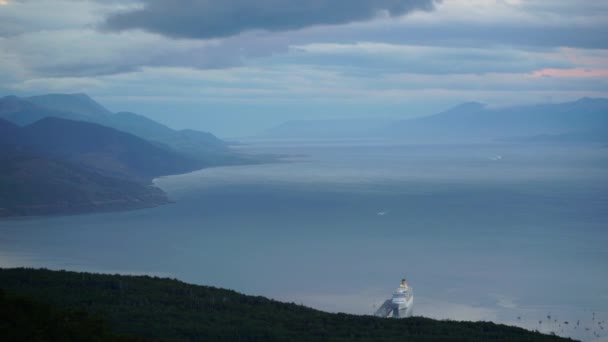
0,116,210,217
19,117,205,181
381,98,608,142
261,98,608,143
0,138,169,217
0,93,269,218
27,93,113,118
0,93,230,162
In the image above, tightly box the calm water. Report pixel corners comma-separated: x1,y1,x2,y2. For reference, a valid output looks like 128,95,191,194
1,141,607,341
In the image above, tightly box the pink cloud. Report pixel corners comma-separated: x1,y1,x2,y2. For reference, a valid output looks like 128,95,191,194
530,68,608,78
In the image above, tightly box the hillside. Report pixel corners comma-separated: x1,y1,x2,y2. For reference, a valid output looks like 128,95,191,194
0,117,20,142
19,117,204,181
0,117,210,216
261,98,608,143
0,95,90,126
108,112,229,160
0,290,128,341
27,93,113,118
0,94,268,218
1,117,204,181
380,98,608,143
0,94,231,162
0,143,168,217
0,268,572,341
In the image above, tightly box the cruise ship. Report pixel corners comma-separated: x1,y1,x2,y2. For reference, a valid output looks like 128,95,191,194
375,279,414,318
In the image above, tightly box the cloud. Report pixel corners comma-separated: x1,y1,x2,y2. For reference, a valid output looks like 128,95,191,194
520,0,608,17
1,0,607,137
0,28,226,78
531,68,608,78
0,0,130,37
268,43,574,75
102,0,440,39
274,15,608,51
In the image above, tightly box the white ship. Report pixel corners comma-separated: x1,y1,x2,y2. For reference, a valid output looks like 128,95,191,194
375,279,414,318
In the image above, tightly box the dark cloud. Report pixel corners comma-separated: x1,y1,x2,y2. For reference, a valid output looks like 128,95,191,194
102,0,439,39
250,15,607,51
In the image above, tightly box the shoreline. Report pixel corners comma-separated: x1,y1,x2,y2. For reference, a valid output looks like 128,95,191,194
0,150,285,219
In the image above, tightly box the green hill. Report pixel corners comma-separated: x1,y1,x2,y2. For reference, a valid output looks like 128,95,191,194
0,268,573,341
0,290,131,341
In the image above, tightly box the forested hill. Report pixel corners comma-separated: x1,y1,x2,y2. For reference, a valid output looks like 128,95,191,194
0,268,574,341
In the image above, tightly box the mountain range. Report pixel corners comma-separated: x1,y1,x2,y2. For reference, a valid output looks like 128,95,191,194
0,93,252,217
0,124,169,217
1,93,228,161
3,94,606,217
263,98,608,143
1,117,203,181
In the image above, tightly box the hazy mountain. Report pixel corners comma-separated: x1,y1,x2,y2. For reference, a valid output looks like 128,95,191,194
0,120,169,217
262,98,608,143
109,111,227,157
381,98,608,143
0,146,168,217
0,117,20,143
0,117,209,216
0,95,90,126
27,93,112,118
0,94,229,161
109,111,179,142
13,117,204,181
0,93,264,217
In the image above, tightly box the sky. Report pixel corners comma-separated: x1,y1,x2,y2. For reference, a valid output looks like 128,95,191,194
0,0,607,137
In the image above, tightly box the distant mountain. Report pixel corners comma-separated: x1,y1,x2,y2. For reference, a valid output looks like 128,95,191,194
0,94,229,162
0,93,267,218
0,148,168,217
380,98,608,143
109,111,180,142
0,130,168,217
4,117,204,181
0,117,211,217
27,93,112,118
262,98,608,143
109,111,227,157
0,95,90,126
0,117,20,143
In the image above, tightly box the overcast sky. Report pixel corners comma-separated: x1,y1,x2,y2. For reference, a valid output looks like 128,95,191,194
1,0,607,136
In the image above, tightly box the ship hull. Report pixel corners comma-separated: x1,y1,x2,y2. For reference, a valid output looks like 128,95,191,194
374,283,414,318
391,297,414,318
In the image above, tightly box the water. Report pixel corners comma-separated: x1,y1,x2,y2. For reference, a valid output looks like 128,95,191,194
1,141,607,340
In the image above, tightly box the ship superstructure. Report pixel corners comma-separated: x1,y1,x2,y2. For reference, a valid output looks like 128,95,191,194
375,278,414,318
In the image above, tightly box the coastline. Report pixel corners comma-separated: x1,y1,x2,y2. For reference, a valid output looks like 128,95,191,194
0,150,283,219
